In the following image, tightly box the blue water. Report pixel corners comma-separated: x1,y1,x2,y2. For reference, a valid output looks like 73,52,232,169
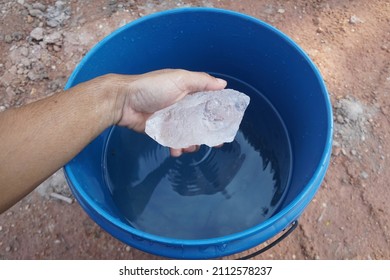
103,75,292,239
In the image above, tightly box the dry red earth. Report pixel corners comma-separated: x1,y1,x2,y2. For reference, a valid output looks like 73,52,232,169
1,0,389,259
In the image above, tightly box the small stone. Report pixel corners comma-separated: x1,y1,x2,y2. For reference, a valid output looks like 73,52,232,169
125,246,131,252
17,0,25,5
27,68,48,81
118,19,127,27
277,8,285,14
53,45,61,52
0,226,2,231
312,17,320,25
1,71,14,86
360,171,369,179
6,87,15,97
5,246,11,252
32,3,46,11
44,31,63,45
336,114,344,123
20,57,30,67
4,34,13,43
12,32,24,42
349,15,364,24
50,192,73,204
9,65,17,75
381,45,389,53
29,9,44,18
145,89,250,148
332,147,341,157
46,19,59,28
20,46,29,56
30,88,37,96
350,150,357,156
55,1,66,8
26,15,34,23
30,27,44,41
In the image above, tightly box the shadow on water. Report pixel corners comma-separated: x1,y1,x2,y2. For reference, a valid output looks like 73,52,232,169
111,139,245,221
169,142,245,198
240,119,285,207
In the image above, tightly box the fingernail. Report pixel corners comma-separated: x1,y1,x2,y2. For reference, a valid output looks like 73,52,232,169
216,78,227,85
170,150,181,157
184,146,197,153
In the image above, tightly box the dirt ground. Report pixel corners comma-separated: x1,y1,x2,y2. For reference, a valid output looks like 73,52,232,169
0,0,389,260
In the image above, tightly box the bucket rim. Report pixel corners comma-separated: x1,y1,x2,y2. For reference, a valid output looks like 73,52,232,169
65,7,333,247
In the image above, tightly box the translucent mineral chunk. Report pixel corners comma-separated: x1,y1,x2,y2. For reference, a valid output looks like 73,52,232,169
145,89,250,149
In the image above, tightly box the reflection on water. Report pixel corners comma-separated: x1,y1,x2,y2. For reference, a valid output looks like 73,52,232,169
104,75,292,239
169,142,244,198
107,142,244,223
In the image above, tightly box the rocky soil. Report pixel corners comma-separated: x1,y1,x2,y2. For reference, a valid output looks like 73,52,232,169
1,0,389,259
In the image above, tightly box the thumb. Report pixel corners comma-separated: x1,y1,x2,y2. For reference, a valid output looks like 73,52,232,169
180,71,227,94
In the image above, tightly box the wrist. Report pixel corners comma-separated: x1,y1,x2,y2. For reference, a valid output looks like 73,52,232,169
92,74,128,127
66,74,127,130
99,73,146,131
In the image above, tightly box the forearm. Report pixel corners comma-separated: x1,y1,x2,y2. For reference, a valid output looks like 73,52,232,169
0,74,122,213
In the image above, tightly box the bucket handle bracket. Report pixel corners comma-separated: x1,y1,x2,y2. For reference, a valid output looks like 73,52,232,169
237,220,298,260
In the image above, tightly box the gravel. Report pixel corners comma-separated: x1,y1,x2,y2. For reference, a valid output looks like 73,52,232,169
44,31,63,45
30,27,44,41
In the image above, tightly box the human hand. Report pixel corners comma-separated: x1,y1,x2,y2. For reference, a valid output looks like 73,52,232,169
109,69,227,156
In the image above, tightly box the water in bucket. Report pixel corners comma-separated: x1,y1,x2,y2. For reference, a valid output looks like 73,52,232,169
103,74,292,240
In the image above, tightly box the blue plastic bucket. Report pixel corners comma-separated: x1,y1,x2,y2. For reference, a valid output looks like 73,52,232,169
64,8,332,259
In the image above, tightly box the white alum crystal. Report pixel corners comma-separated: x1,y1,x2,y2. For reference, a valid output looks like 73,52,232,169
145,89,250,149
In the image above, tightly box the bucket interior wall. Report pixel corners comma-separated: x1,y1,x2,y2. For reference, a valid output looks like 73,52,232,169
67,10,329,218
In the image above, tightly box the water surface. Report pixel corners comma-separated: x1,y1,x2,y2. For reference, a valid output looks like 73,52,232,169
104,75,292,239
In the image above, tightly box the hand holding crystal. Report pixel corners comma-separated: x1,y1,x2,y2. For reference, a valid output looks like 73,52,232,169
113,69,228,156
